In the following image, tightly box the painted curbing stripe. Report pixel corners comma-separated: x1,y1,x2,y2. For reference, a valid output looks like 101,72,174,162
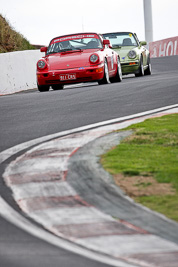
124,251,178,267
50,221,146,239
28,206,115,227
75,234,178,257
18,195,90,213
4,157,68,175
5,170,66,185
12,181,77,200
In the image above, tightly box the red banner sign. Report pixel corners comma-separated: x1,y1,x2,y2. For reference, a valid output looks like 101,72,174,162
149,36,178,58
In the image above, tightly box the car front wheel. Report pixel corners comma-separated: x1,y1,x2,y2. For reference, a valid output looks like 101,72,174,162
110,58,122,83
144,55,152,75
135,56,144,77
52,85,64,90
37,84,50,92
98,59,110,85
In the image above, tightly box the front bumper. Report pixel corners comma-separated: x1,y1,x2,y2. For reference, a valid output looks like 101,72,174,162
121,60,140,75
37,65,104,86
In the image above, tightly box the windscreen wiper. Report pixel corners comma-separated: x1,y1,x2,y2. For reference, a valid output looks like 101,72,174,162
47,48,83,55
61,48,83,54
73,48,83,52
47,51,60,55
60,48,73,52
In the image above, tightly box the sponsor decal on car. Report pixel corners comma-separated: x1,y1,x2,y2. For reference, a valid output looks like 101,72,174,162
53,34,97,44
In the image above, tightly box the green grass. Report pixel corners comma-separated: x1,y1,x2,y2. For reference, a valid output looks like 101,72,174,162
134,195,178,222
101,114,178,221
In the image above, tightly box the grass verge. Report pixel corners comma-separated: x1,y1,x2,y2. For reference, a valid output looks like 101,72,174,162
101,114,178,222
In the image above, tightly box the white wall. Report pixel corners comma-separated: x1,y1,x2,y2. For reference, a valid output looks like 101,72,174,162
0,50,44,95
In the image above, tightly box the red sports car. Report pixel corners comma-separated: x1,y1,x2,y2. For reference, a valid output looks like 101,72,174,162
36,32,122,92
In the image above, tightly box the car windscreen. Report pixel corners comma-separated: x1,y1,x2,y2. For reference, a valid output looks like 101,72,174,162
103,32,138,48
47,34,103,55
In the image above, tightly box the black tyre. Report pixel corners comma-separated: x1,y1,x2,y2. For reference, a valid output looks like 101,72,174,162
135,56,144,77
98,59,110,85
110,58,122,83
144,55,152,75
52,85,64,90
38,84,50,92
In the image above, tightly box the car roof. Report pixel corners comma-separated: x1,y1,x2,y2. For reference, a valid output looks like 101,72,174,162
102,31,134,35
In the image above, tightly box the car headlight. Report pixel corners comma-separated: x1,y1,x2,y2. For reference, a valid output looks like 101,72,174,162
128,50,136,59
37,60,47,69
90,54,99,63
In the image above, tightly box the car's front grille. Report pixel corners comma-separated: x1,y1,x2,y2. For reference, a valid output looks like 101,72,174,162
121,62,139,66
75,77,92,81
45,80,58,84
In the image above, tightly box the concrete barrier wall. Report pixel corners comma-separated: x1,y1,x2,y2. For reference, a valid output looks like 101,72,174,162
0,50,44,95
149,36,178,58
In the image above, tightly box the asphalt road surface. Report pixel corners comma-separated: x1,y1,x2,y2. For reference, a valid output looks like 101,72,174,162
0,55,178,267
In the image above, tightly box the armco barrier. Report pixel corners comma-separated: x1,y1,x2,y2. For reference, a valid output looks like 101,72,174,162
149,36,178,58
0,50,44,95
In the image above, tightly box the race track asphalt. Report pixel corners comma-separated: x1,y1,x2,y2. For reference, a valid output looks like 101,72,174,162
0,55,178,267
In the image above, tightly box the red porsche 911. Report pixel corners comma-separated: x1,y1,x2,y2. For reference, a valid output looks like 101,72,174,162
36,32,122,92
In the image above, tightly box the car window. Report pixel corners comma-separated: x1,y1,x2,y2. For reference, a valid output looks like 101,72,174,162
103,32,138,47
47,34,103,55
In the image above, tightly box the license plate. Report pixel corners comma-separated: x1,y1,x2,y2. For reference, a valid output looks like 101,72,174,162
60,74,76,81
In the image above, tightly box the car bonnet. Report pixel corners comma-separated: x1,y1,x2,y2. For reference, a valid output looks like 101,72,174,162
46,50,100,70
113,46,138,62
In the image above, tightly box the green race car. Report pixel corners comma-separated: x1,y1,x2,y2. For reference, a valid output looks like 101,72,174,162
102,32,151,77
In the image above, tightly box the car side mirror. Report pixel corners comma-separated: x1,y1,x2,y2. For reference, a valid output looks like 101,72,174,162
140,41,147,46
103,39,112,48
40,47,47,53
